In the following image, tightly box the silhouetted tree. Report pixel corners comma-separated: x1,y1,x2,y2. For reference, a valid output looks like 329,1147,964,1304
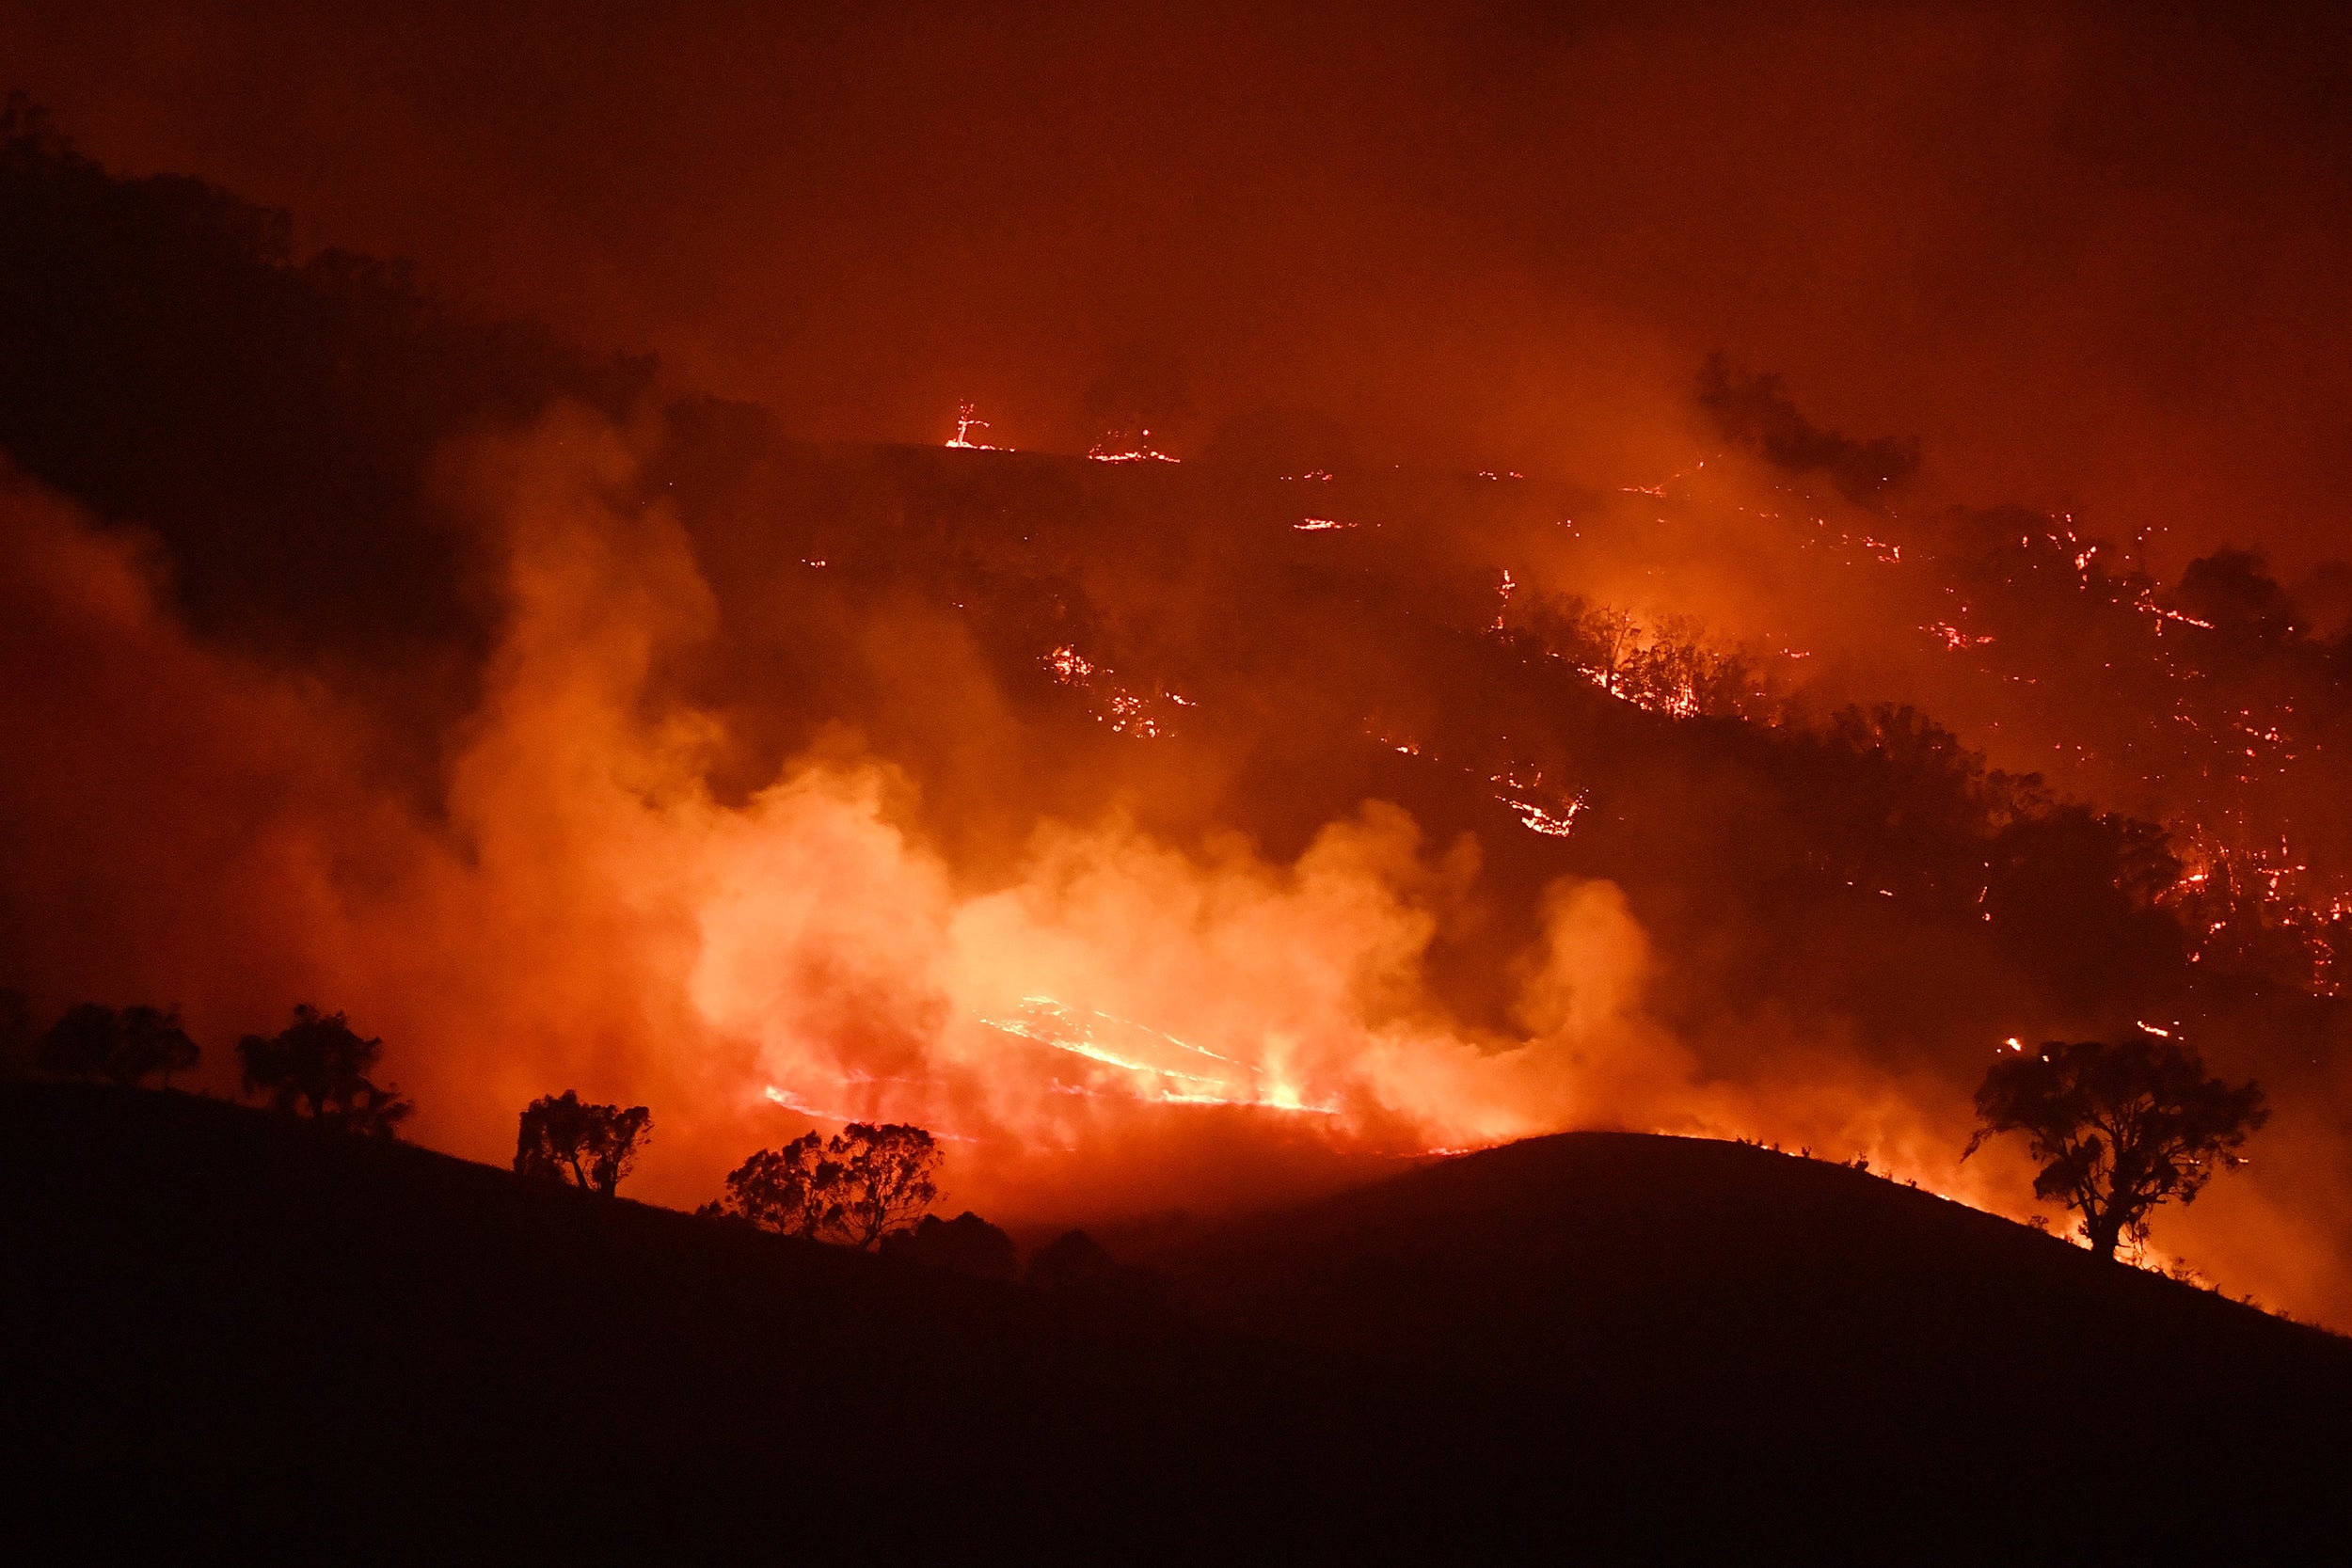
1964,1037,2267,1259
827,1124,942,1249
707,1122,941,1248
707,1132,837,1235
513,1090,653,1196
34,1003,117,1082
32,1002,199,1086
879,1212,1018,1280
237,1005,412,1136
117,1006,200,1086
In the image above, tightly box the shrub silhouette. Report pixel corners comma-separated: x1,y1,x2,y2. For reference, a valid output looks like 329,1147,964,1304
1965,1037,2266,1259
36,1003,200,1087
236,1006,411,1136
513,1091,652,1196
878,1212,1017,1280
708,1122,941,1248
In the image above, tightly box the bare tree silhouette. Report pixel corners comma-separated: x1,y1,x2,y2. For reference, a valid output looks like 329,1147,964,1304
1965,1037,2266,1259
513,1091,652,1196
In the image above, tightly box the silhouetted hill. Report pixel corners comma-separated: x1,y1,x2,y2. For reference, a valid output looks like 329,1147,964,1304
0,1085,1397,1557
8,1086,2349,1556
1144,1132,2352,1544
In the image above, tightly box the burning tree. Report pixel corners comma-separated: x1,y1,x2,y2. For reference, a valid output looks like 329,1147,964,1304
513,1090,653,1196
36,1002,199,1086
707,1122,941,1249
238,1006,412,1136
1964,1037,2267,1260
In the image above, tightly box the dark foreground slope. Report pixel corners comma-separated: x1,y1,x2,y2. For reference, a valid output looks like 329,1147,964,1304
7,1087,2349,1559
1143,1132,2352,1541
0,1085,1406,1558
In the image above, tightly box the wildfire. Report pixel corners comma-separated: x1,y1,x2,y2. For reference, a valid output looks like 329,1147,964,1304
945,401,1007,451
1923,621,1994,651
1088,429,1180,464
1490,767,1587,838
977,996,1340,1116
1041,643,1184,737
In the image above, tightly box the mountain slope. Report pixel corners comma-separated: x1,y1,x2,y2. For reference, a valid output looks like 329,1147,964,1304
8,1085,2349,1556
1142,1132,2352,1540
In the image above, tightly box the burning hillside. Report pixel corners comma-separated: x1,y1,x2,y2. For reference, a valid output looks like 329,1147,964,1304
3,83,2352,1329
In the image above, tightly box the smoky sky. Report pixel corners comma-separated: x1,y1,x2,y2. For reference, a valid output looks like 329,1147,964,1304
6,0,2352,571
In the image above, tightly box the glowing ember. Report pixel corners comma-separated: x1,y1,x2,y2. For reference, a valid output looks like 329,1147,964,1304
1088,428,1180,464
1923,621,1994,651
1044,644,1096,684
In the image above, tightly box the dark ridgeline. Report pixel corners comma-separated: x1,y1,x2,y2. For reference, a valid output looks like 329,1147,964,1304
6,1083,2348,1557
0,92,651,768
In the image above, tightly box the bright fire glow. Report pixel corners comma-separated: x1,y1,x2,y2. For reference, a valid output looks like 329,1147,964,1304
1088,429,1180,464
945,401,1006,451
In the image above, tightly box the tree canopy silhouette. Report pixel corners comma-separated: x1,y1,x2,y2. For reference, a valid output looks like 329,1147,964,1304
707,1132,836,1236
36,1002,201,1087
1964,1037,2267,1260
513,1090,653,1196
707,1122,941,1248
825,1123,942,1249
237,1006,411,1136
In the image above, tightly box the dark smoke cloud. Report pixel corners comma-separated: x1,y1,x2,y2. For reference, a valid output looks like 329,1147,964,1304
1697,354,1920,504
